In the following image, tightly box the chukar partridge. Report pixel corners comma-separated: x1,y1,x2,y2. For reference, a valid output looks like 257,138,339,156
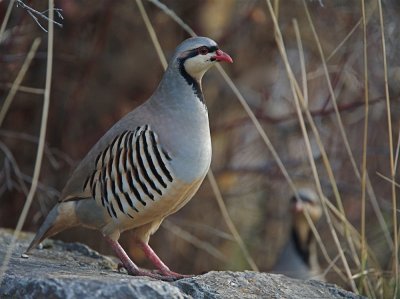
273,188,323,280
26,37,233,280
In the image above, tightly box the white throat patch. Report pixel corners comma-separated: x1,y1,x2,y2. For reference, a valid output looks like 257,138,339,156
183,54,215,81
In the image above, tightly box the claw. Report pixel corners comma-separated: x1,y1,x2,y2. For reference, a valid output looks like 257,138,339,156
117,262,126,272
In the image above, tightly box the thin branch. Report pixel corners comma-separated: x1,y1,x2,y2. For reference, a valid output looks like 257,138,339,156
16,0,63,32
0,129,75,168
0,141,29,195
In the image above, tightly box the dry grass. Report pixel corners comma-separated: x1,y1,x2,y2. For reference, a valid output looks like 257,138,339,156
0,0,54,284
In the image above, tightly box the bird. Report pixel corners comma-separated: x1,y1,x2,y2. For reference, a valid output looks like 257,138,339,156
273,188,323,280
26,36,233,280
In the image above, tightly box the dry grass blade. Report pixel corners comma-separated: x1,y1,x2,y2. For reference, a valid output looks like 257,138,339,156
377,1,398,296
0,0,16,43
207,171,259,271
296,18,308,106
326,19,361,61
139,0,259,271
360,0,369,293
147,0,196,36
321,253,342,279
0,83,45,95
0,38,41,127
376,172,400,189
0,0,54,285
394,131,400,173
136,0,167,69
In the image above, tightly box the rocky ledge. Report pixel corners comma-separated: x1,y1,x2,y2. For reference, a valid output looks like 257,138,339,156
0,228,363,299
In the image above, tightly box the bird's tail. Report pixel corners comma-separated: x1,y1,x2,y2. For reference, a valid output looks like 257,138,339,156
26,201,78,253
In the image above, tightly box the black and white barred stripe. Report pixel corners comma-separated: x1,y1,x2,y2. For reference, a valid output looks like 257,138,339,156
83,125,174,219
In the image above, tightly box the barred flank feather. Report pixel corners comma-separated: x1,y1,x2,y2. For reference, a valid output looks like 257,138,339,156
83,125,174,219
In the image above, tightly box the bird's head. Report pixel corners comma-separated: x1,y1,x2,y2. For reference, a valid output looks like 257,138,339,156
291,188,322,224
290,188,322,246
172,36,233,81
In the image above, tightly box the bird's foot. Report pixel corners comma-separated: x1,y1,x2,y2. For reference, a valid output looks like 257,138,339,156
117,263,183,281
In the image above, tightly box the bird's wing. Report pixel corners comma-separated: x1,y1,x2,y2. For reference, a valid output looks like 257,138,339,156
80,125,174,219
60,125,174,218
58,102,149,201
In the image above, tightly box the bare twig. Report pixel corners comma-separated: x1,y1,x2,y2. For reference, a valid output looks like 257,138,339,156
0,141,29,195
16,0,63,32
0,141,60,200
0,129,75,168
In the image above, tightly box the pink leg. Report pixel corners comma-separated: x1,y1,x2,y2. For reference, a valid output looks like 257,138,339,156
104,236,175,281
139,240,193,279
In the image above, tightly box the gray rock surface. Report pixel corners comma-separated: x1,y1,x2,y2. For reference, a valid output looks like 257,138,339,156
0,228,364,299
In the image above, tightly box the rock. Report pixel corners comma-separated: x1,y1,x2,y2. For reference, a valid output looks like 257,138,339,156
0,228,364,299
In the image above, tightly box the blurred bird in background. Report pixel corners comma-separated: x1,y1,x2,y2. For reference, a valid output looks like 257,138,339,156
273,188,323,280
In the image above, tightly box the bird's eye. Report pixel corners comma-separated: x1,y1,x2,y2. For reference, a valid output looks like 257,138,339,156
198,46,209,55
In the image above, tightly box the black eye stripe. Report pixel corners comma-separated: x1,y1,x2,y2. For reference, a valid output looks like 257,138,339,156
197,45,218,53
207,46,218,52
180,45,219,60
291,195,316,205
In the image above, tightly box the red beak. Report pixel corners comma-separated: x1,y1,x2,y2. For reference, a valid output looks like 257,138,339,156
214,49,233,63
293,201,303,213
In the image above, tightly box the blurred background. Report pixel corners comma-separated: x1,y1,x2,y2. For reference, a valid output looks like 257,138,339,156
1,0,399,297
